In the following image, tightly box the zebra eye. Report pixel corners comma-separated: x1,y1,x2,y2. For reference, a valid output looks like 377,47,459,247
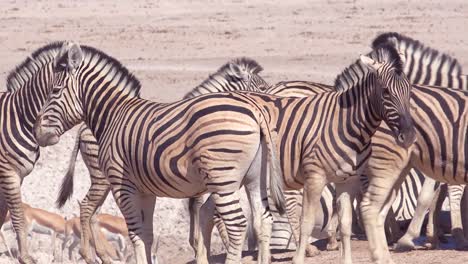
52,85,63,94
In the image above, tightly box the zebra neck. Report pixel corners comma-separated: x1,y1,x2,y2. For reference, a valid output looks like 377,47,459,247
82,87,140,143
335,78,382,145
11,65,51,132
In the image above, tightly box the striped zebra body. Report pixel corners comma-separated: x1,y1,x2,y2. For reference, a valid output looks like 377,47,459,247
0,43,65,264
370,33,468,252
34,43,286,264
54,57,270,261
53,57,271,261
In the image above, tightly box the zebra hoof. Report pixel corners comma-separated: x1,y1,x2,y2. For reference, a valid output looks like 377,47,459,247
394,237,415,252
326,241,339,251
305,245,320,257
18,255,36,264
423,241,438,250
454,238,468,250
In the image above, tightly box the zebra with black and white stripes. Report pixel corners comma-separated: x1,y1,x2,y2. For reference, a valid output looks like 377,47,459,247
34,42,286,264
54,57,270,262
0,42,71,264
370,32,468,251
33,42,415,264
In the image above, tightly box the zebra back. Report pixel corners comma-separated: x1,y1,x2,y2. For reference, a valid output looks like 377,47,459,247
372,32,464,88
183,57,269,99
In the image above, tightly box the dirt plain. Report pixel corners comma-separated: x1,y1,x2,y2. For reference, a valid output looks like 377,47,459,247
1,0,468,263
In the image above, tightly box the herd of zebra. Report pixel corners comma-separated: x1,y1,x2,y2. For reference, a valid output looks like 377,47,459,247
0,31,467,264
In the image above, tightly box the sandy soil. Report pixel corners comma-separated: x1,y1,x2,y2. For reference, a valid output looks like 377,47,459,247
0,0,468,263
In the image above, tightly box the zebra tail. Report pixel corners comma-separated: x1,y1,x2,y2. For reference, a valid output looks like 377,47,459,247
56,128,81,208
259,116,286,215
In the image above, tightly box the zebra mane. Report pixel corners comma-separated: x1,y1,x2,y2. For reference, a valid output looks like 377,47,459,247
79,45,142,96
334,43,404,91
372,32,462,74
6,42,64,92
209,57,263,80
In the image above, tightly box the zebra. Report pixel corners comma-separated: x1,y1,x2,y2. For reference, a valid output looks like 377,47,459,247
195,33,466,255
33,42,415,264
265,33,468,254
33,42,286,264
0,42,78,264
371,32,468,251
54,56,270,262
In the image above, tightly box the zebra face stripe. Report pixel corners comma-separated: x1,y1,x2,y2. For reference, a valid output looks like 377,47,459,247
34,45,84,147
377,66,416,148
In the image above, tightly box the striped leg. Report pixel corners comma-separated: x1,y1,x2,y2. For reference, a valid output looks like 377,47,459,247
326,201,339,251
462,186,468,240
335,180,359,264
244,187,272,264
361,171,403,264
293,175,326,264
196,195,216,264
425,184,446,249
212,191,247,264
0,195,11,258
284,190,319,256
0,172,34,264
189,196,205,255
395,177,438,251
79,185,111,264
111,180,156,264
447,185,468,249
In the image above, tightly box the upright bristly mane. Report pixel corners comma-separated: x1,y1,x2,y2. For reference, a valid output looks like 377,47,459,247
372,32,462,75
6,42,64,92
79,45,142,97
334,43,404,92
204,57,263,82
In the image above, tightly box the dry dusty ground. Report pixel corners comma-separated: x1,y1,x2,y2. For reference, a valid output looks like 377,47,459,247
0,0,468,263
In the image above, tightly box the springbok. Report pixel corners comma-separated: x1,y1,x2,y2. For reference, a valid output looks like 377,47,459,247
1,203,66,261
62,216,119,262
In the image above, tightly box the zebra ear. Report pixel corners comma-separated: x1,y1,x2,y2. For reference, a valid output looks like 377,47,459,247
359,54,383,72
54,41,83,72
67,43,83,71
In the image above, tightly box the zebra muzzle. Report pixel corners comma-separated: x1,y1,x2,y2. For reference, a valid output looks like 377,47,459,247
33,114,60,147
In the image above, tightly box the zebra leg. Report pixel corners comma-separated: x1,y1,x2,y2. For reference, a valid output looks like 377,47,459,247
212,191,247,264
244,185,272,264
361,173,404,264
425,184,446,249
0,196,12,258
79,186,111,264
293,175,326,264
0,174,35,264
326,201,339,251
395,177,438,251
462,186,468,240
447,185,468,249
111,181,156,264
284,190,319,256
335,180,359,264
189,195,206,255
195,195,215,264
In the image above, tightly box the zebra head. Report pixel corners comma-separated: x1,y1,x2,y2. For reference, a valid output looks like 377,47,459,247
34,41,85,147
228,57,269,91
359,44,416,148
